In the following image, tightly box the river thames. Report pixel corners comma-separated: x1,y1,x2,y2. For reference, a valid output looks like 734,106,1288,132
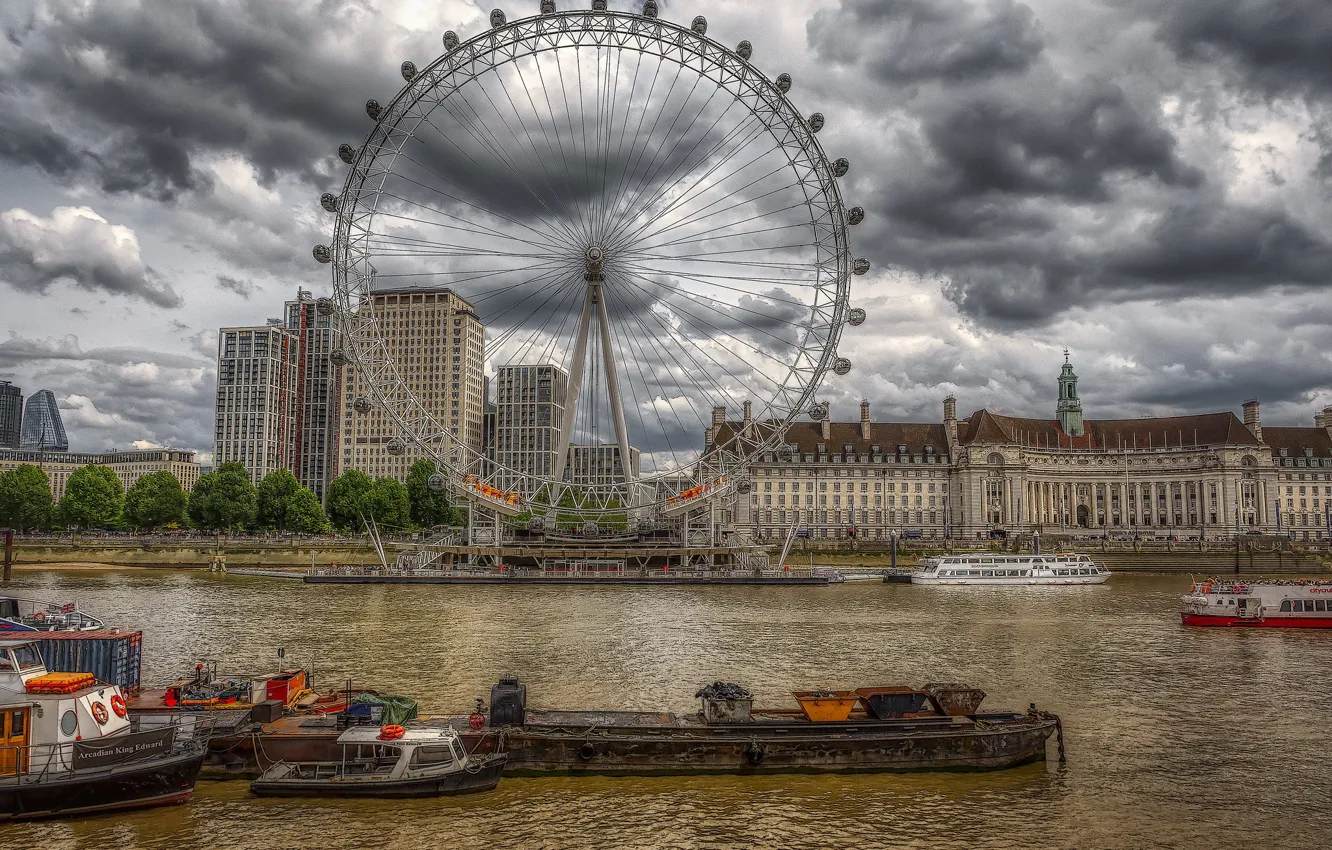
1,569,1327,849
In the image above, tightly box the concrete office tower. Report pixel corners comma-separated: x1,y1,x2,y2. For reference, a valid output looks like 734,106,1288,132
20,390,69,452
566,444,640,487
492,364,568,492
213,323,300,485
340,287,486,484
285,290,341,501
0,381,21,449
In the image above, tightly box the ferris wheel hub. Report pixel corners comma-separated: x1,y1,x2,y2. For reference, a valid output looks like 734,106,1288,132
584,243,606,282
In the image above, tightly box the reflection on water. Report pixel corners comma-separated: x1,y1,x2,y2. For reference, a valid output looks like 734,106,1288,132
2,571,1328,849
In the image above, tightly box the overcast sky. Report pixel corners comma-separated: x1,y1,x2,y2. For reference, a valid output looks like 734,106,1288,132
1,0,1329,462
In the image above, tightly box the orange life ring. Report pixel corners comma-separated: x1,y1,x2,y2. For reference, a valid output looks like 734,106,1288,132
378,724,405,741
91,701,109,725
110,694,128,718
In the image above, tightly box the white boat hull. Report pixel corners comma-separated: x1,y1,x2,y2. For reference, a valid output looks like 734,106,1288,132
912,574,1110,586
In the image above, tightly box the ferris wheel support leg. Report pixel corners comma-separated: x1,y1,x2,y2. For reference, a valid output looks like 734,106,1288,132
594,286,636,501
550,287,594,506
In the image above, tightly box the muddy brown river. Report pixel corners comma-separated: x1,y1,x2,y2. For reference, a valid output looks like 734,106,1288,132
1,569,1327,849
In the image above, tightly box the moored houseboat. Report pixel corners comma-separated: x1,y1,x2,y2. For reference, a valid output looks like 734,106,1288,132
911,553,1111,585
0,637,209,821
1181,579,1332,627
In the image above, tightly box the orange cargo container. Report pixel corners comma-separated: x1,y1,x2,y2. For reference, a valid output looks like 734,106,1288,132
792,691,861,722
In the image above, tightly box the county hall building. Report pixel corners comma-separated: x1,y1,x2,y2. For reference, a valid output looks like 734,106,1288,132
710,357,1332,543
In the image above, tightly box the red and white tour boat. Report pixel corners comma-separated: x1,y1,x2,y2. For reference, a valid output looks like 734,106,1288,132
1180,579,1332,628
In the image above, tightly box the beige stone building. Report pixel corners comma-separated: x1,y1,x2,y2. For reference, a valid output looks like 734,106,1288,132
0,448,201,502
338,287,486,484
714,357,1332,543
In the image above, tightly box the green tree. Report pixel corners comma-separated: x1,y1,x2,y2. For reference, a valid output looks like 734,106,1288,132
406,460,454,528
326,470,374,531
123,470,188,530
365,477,412,530
59,464,124,529
0,465,54,531
284,486,331,534
256,469,300,530
188,462,258,531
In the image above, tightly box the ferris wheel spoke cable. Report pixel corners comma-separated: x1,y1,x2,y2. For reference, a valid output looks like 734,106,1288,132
600,287,679,476
611,266,809,329
605,112,772,250
605,107,780,245
599,52,666,240
371,199,560,255
627,193,811,255
605,284,712,435
382,154,569,247
364,232,563,261
521,52,595,242
511,281,585,367
613,268,805,369
631,217,810,254
408,108,581,247
430,96,587,249
620,157,794,250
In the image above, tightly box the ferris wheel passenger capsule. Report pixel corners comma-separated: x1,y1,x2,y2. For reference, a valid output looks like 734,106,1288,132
642,0,659,17
582,521,599,539
365,99,382,121
338,144,357,164
852,258,870,275
848,307,867,326
808,113,825,133
528,516,547,532
540,0,555,12
847,206,865,226
401,61,417,82
778,445,795,462
833,358,852,376
315,297,335,316
736,477,753,495
592,0,607,10
636,516,654,534
691,16,707,36
809,402,828,421
386,439,406,457
352,395,373,414
313,245,332,264
736,40,753,60
776,73,792,94
443,31,459,51
833,157,849,178
331,349,351,368
490,9,506,27
320,193,339,213
427,473,447,492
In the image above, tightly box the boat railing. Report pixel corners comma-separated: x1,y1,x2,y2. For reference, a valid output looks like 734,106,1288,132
0,714,213,786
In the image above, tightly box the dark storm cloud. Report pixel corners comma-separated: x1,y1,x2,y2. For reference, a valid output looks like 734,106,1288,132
216,275,259,299
0,333,211,370
1148,1,1332,99
0,0,379,198
807,0,1045,85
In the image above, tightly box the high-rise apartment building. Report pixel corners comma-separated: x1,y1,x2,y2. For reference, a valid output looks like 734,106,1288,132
20,389,68,452
492,364,568,492
566,444,640,486
339,287,486,484
285,290,341,500
0,381,21,449
213,323,299,485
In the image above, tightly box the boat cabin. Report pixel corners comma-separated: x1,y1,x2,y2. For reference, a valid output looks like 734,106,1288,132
278,726,472,784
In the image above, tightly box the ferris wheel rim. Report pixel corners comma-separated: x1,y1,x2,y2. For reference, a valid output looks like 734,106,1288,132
326,8,856,515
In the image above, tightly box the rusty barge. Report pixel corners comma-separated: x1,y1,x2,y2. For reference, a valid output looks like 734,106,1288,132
188,678,1063,779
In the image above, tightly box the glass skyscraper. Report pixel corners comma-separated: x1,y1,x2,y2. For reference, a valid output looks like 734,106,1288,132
20,389,68,452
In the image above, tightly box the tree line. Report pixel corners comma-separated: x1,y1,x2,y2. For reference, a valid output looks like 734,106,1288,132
0,459,460,534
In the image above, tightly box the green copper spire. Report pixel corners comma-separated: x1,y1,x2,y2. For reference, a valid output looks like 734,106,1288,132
1056,349,1084,437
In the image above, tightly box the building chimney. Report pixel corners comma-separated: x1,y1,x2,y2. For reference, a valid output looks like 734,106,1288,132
1318,410,1327,429
743,400,752,434
821,407,831,441
1242,399,1262,442
943,394,958,447
712,405,727,428
1322,406,1332,439
860,399,871,440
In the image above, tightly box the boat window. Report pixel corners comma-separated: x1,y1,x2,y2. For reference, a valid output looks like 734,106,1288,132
1317,600,1326,612
982,570,994,577
60,709,78,736
410,745,455,767
10,710,23,736
1020,570,1029,577
1280,600,1292,612
11,644,41,671
0,652,13,672
452,739,466,762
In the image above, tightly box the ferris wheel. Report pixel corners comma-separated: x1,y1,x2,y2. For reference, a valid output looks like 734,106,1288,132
315,1,867,523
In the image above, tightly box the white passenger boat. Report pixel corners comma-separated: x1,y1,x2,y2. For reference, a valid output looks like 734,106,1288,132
911,553,1111,585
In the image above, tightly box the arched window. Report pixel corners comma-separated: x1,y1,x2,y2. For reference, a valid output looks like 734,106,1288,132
987,452,1004,467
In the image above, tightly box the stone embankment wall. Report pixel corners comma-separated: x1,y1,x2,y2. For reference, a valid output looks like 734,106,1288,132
14,538,378,568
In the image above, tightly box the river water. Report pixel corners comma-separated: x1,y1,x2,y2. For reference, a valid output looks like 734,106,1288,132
1,570,1327,849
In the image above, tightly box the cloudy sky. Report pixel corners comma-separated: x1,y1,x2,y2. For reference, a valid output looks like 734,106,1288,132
1,0,1329,464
